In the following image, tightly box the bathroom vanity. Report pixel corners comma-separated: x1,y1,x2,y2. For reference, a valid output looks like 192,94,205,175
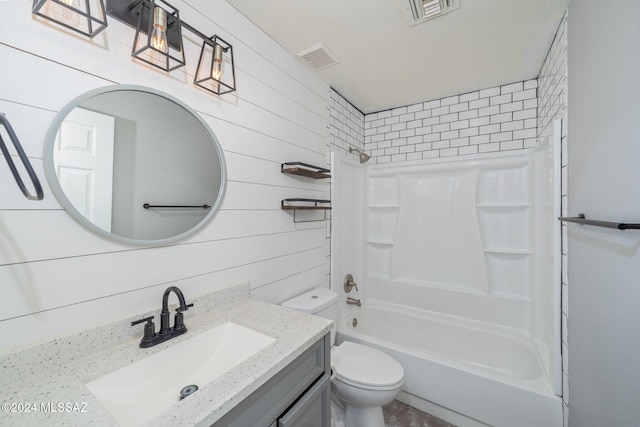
0,284,332,426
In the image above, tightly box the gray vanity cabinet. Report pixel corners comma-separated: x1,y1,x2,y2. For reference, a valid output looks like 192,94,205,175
214,334,331,427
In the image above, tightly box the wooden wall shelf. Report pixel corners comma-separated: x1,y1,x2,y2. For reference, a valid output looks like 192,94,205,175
281,162,331,179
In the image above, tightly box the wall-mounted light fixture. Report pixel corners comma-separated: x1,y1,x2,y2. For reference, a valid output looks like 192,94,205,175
131,0,185,72
32,0,108,38
32,0,236,95
194,36,236,95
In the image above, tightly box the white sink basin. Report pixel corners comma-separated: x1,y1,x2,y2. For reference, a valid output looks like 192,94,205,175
86,322,276,426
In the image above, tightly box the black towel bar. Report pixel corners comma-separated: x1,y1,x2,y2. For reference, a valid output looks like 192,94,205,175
0,113,44,201
143,204,211,209
558,214,640,230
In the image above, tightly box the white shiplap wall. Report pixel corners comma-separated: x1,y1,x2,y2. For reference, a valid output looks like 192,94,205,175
0,0,330,352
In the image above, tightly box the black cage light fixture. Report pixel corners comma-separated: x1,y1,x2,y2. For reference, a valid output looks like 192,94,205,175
32,0,108,38
131,0,185,72
194,35,236,95
32,0,236,95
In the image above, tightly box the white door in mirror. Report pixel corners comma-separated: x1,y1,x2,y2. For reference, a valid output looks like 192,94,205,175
54,107,115,232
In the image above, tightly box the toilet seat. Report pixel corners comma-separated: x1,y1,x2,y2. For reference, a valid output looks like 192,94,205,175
331,342,404,391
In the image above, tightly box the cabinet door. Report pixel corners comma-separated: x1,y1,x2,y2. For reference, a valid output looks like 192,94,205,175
278,374,330,427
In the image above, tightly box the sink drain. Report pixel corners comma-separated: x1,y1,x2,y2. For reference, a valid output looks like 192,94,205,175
179,384,199,400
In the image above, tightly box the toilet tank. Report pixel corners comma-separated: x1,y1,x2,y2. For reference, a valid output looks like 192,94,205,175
281,287,339,344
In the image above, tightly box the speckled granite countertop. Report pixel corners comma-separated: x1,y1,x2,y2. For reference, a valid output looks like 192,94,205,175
0,283,332,426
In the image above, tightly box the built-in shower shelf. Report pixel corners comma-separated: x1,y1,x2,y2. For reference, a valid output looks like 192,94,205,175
484,249,532,256
281,162,331,179
367,240,395,246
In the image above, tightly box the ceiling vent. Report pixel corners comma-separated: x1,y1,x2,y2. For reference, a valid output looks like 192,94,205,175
296,43,340,70
400,0,460,27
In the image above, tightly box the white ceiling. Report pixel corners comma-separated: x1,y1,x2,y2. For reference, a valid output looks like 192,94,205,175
225,0,569,114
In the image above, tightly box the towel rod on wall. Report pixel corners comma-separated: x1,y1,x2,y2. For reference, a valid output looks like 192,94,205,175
558,214,640,230
0,113,44,201
143,203,211,209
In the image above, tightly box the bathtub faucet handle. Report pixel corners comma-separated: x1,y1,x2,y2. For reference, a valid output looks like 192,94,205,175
344,274,359,293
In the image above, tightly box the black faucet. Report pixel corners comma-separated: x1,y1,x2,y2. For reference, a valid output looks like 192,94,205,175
131,286,193,348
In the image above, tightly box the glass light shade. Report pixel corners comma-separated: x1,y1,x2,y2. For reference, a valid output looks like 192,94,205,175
194,35,236,95
131,0,185,72
32,0,107,38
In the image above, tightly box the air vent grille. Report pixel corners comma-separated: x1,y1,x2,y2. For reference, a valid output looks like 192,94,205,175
400,0,460,26
296,43,339,70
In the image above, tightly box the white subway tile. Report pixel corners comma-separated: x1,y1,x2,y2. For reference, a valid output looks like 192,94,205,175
500,101,524,114
440,147,459,157
416,142,433,151
392,153,407,162
450,102,469,113
391,122,407,132
407,103,423,113
469,116,490,127
501,81,523,94
423,99,441,109
513,88,537,101
433,140,450,149
432,105,450,116
470,134,490,145
450,119,470,130
479,142,500,153
524,137,537,148
514,108,536,120
376,125,391,134
400,145,416,153
385,146,400,155
441,130,459,140
423,150,440,159
524,98,538,109
524,79,538,90
433,123,450,133
378,140,392,149
385,116,400,125
415,126,433,136
460,91,479,102
423,117,440,126
501,120,524,132
490,131,512,143
513,128,537,139
500,140,524,150
415,109,432,120
524,118,537,129
469,98,490,109
424,133,441,143
377,110,392,119
407,119,423,129
490,93,512,105
392,106,407,116
385,131,400,140
479,87,501,98
407,152,423,161
459,145,478,155
479,124,501,135
460,127,479,137
490,112,513,124
392,138,407,147
400,112,415,122
407,135,423,144
451,137,469,147
459,109,479,120
400,129,416,138
479,105,500,117
440,113,459,123
441,95,460,106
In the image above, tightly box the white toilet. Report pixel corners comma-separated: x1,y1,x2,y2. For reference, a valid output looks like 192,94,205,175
282,287,404,427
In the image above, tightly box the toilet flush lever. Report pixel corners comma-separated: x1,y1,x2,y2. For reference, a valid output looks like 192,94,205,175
344,274,359,293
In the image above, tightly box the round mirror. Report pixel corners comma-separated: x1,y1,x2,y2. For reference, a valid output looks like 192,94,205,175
44,85,226,246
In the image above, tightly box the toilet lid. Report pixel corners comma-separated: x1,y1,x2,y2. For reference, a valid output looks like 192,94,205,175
332,342,404,389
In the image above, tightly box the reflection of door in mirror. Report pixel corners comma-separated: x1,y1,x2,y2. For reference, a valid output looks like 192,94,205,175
54,108,115,232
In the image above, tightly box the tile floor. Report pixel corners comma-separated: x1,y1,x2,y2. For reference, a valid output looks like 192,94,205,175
383,400,457,427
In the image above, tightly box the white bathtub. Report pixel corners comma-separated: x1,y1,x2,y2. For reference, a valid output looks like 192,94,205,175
337,305,563,427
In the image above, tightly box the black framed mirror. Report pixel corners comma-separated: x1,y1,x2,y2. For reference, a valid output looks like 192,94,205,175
43,85,226,245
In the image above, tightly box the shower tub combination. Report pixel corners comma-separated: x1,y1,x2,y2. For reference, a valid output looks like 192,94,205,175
331,138,562,427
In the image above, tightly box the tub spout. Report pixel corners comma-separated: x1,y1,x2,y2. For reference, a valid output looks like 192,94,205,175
346,297,361,307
